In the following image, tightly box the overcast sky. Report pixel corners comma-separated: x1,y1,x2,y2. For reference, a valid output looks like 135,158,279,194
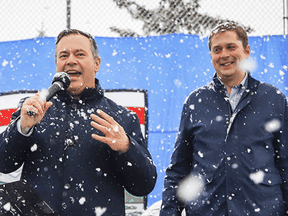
0,0,285,41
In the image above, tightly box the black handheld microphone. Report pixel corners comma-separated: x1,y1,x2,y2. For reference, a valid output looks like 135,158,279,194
45,72,71,101
27,72,71,116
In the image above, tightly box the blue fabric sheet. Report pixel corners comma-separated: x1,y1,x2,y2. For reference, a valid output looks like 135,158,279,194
0,34,288,206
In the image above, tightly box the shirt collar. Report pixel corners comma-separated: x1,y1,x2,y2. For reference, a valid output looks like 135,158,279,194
240,72,248,88
217,71,248,89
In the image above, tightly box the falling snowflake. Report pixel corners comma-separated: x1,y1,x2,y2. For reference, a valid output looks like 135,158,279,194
174,79,182,88
30,143,38,152
189,104,195,110
94,207,107,216
3,202,11,211
198,151,203,158
264,119,281,133
239,58,256,72
215,115,223,122
2,60,8,67
79,197,86,205
165,53,171,58
39,88,49,101
249,170,265,184
279,70,285,76
176,175,204,202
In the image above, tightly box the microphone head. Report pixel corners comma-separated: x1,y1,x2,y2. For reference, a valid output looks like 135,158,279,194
52,72,71,90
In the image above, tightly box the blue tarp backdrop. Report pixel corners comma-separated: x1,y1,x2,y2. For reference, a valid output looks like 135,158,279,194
0,34,288,207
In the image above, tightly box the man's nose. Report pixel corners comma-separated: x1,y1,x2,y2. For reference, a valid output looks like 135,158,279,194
220,48,230,58
66,55,77,65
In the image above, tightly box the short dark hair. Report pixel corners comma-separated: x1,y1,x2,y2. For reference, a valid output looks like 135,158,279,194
54,29,99,63
208,22,249,51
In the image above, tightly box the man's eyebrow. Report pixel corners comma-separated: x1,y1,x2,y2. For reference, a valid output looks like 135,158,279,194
58,50,69,55
57,49,87,56
226,43,236,46
212,45,222,49
75,49,87,53
212,43,236,49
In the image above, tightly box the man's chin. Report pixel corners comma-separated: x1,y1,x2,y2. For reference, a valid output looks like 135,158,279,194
67,86,84,99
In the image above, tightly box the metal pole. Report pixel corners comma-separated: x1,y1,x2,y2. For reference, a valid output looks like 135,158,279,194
284,0,288,34
67,0,71,30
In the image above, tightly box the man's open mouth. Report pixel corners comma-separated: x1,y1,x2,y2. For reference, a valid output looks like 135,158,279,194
221,62,234,66
67,71,82,77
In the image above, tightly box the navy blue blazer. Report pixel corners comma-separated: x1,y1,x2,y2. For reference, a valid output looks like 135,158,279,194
161,73,288,216
0,79,157,216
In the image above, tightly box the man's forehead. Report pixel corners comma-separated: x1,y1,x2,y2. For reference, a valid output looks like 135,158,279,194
211,31,241,46
58,34,90,44
58,48,85,52
56,35,91,50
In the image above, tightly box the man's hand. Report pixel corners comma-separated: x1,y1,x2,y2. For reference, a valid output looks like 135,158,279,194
90,109,129,153
20,92,53,134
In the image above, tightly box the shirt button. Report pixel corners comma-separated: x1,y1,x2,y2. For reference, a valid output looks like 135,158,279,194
64,183,70,190
71,104,77,110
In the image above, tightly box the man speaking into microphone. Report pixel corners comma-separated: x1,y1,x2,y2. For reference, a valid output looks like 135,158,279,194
0,29,157,215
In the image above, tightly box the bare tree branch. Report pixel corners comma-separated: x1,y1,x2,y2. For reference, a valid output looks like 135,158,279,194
111,0,253,37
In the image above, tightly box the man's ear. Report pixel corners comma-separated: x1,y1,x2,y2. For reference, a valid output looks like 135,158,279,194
94,57,101,73
245,45,251,58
